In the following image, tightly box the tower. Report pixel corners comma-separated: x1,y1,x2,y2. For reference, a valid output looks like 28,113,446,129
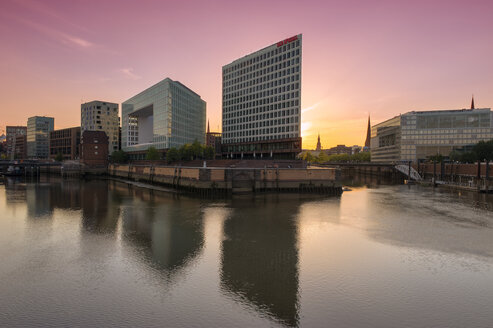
364,115,371,148
471,95,475,109
316,133,322,151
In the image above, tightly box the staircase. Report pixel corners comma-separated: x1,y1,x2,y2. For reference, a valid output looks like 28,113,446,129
395,164,422,181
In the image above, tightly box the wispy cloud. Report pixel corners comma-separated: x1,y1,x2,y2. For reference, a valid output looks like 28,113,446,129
14,16,94,49
119,68,141,80
302,102,319,114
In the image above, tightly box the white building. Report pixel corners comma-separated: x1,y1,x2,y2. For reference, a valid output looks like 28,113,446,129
81,101,120,153
222,34,302,159
121,78,206,157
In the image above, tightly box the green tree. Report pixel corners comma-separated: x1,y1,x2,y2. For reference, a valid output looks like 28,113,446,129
110,150,128,163
55,152,64,162
316,151,329,163
166,147,180,163
204,146,215,160
473,140,493,161
191,140,203,160
145,146,160,160
178,144,193,161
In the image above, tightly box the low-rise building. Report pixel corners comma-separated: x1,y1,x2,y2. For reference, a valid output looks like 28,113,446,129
206,122,222,158
49,127,81,160
371,107,493,163
81,131,109,166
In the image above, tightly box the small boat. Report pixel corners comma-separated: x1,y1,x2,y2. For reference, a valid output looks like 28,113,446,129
342,187,352,192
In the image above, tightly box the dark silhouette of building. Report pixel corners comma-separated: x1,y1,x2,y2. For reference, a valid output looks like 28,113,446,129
471,95,475,109
81,131,109,166
14,135,27,159
364,115,371,148
49,127,81,160
325,144,352,155
206,120,222,158
315,133,322,151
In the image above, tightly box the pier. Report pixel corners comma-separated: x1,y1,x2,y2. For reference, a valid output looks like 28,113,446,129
109,164,342,195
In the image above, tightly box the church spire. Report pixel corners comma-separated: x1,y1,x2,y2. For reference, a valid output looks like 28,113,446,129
471,95,475,109
207,120,210,134
364,115,371,148
316,132,322,151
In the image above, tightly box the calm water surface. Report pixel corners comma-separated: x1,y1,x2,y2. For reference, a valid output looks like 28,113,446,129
0,177,492,328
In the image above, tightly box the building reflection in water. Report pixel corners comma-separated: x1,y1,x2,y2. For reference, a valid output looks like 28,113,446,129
81,180,120,234
112,182,204,276
220,195,302,327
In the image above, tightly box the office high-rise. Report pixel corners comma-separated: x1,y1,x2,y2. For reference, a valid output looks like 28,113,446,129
27,116,54,159
222,34,302,159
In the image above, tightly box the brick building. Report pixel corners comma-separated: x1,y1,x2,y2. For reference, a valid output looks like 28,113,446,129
49,127,81,160
81,131,109,166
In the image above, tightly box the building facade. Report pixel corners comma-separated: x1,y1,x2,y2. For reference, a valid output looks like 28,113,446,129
81,101,120,153
6,126,27,158
14,135,27,160
371,108,493,163
49,127,81,160
81,131,109,166
221,34,302,159
121,78,206,157
27,116,54,159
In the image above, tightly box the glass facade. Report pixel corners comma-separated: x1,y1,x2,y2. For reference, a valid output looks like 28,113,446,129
27,116,54,159
122,78,206,152
371,108,493,163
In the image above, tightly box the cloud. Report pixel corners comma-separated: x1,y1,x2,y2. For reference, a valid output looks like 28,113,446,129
14,16,94,49
119,68,141,80
302,102,319,114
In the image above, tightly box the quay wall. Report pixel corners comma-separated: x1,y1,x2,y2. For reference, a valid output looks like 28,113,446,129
109,164,342,195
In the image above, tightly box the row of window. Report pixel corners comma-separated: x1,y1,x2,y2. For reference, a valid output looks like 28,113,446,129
224,58,301,90
224,40,300,74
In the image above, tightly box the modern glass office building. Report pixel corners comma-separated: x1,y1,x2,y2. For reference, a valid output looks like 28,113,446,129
221,34,302,159
27,116,54,159
121,78,206,154
371,108,493,163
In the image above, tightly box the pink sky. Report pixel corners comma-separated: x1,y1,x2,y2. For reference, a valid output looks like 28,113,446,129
1,0,492,149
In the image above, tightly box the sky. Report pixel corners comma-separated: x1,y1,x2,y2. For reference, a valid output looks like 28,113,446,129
1,0,492,149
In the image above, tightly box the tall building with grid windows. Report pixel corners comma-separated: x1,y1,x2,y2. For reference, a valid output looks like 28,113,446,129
81,101,120,153
27,116,54,159
121,78,206,159
222,34,302,159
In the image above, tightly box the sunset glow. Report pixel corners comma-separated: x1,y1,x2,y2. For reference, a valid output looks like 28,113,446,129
1,0,492,149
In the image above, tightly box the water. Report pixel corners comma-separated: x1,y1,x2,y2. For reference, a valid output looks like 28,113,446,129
0,176,492,328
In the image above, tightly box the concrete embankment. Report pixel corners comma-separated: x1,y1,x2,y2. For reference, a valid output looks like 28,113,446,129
109,164,342,195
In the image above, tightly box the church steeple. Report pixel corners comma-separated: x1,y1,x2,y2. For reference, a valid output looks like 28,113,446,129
207,120,210,134
316,133,322,151
471,95,475,109
364,115,371,148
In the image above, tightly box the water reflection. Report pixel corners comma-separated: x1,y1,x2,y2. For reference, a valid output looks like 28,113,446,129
112,183,205,275
221,196,302,327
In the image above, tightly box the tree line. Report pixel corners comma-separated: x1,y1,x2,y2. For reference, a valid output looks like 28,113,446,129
300,151,371,163
110,140,215,163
